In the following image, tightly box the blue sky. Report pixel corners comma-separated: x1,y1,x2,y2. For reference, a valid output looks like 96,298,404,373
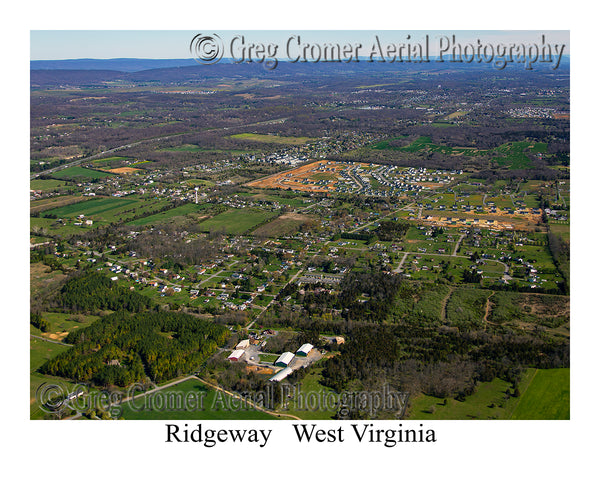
31,30,569,60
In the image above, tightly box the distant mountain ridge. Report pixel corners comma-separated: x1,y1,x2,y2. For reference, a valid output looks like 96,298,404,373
30,58,200,72
30,55,570,73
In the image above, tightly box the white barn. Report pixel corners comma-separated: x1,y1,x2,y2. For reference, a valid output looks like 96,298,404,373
296,343,313,357
228,350,245,362
269,367,293,382
274,351,295,368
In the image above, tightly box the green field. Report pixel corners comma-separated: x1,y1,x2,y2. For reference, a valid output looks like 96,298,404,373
91,156,133,167
408,375,522,420
44,196,138,218
199,208,277,234
42,196,174,227
51,166,114,180
550,222,570,243
30,179,67,191
30,312,100,339
230,133,315,145
128,203,210,226
120,378,276,420
258,353,279,363
277,367,339,420
511,368,570,419
408,368,569,420
30,337,73,419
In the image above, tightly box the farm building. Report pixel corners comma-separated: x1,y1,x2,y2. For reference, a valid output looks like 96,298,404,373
274,352,295,368
228,350,245,362
236,339,250,349
296,343,313,357
269,367,293,382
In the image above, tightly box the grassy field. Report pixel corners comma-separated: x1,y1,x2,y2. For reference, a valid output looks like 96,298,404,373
91,156,133,167
30,179,67,191
511,368,570,419
51,166,115,180
230,133,315,145
30,311,100,342
30,195,87,214
128,203,209,226
119,378,276,420
199,208,277,234
42,196,173,226
407,368,569,420
252,213,315,237
549,222,570,243
277,367,339,420
30,337,72,419
258,353,279,363
408,375,522,420
44,196,138,218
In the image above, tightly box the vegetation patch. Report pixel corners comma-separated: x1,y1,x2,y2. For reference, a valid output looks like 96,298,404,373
39,311,229,387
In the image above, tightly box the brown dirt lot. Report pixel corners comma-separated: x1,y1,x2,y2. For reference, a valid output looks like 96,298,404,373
106,167,140,174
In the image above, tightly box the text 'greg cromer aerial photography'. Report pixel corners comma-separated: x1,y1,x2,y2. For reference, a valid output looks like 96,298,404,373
30,30,570,422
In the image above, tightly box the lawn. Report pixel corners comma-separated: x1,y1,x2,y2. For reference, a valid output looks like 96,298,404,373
199,208,277,234
510,368,569,419
258,353,279,363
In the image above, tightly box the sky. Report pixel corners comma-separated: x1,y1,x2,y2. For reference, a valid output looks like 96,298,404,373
30,30,570,60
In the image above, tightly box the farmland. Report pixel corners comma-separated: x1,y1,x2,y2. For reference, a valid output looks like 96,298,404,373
128,202,210,226
198,208,278,234
29,56,569,422
51,166,115,181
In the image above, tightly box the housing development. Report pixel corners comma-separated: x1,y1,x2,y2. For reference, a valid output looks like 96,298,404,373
30,54,569,421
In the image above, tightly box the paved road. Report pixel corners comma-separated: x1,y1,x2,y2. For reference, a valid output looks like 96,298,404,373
30,334,72,347
452,234,466,256
247,267,305,330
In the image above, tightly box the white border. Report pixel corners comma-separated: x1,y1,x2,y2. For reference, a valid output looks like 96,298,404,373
3,1,596,478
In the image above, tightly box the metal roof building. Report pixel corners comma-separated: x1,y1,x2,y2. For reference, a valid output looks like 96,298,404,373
274,351,295,368
296,343,313,357
228,349,245,362
236,339,250,349
269,367,293,382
